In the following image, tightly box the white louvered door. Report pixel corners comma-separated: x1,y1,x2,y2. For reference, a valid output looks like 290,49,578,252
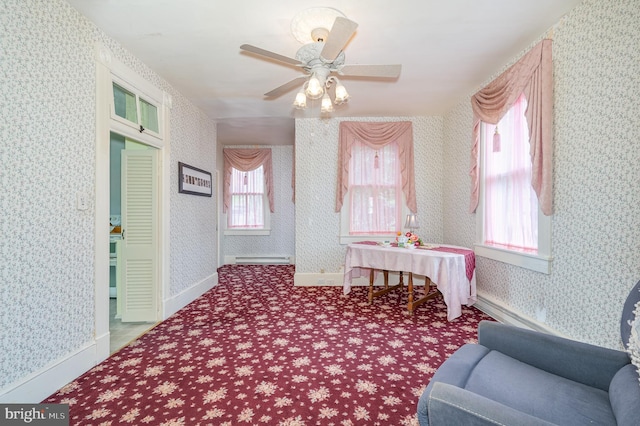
120,149,159,322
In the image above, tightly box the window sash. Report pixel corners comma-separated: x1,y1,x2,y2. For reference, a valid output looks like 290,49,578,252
228,166,265,228
482,94,538,252
349,142,401,235
111,80,161,138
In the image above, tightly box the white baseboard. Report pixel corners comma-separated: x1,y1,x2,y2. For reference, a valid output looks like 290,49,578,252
0,273,220,404
474,292,564,337
223,255,294,265
164,272,218,319
0,342,97,403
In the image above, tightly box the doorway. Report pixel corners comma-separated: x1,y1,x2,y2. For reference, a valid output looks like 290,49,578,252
109,132,158,353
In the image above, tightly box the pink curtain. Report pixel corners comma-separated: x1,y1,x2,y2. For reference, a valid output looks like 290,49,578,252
469,39,553,215
223,148,274,213
336,121,416,213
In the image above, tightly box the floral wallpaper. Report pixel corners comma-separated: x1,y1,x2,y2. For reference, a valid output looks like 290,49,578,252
223,145,296,261
441,0,640,349
1,0,216,392
295,117,444,274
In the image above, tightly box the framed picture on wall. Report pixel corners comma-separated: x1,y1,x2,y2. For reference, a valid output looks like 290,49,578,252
178,162,212,197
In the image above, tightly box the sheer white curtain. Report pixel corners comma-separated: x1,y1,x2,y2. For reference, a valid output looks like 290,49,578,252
228,166,264,228
483,94,537,251
349,141,401,234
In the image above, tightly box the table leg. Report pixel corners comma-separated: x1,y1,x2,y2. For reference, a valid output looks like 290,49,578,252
368,269,375,304
408,275,441,314
408,272,415,315
368,269,403,303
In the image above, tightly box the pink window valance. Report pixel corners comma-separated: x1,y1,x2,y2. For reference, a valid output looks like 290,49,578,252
336,121,416,213
469,38,553,215
223,148,274,213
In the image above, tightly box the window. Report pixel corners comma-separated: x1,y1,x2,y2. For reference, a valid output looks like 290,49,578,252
340,141,407,243
483,94,537,251
226,166,270,234
475,94,551,273
350,141,401,234
111,78,161,139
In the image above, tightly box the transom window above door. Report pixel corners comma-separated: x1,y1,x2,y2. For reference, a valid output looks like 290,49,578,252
112,79,161,138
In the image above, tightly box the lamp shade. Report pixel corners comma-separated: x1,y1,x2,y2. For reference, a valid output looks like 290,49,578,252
305,74,324,99
405,213,419,230
293,89,307,109
334,82,349,104
320,92,334,113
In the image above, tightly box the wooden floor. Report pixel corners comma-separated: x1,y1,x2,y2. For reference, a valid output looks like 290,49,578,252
109,298,155,354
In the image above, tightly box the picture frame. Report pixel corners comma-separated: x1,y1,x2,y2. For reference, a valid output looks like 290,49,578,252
178,162,212,197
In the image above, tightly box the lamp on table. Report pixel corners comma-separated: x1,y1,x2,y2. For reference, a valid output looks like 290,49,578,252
405,213,419,234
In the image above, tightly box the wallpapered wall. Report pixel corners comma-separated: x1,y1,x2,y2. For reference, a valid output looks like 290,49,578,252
0,0,217,391
441,0,640,349
295,117,444,274
223,145,296,260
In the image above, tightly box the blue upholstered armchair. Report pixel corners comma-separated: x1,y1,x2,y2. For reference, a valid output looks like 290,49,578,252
417,281,640,425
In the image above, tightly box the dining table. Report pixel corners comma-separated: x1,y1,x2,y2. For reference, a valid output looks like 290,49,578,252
343,241,476,321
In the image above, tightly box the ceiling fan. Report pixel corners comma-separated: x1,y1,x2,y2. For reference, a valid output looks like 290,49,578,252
240,9,401,111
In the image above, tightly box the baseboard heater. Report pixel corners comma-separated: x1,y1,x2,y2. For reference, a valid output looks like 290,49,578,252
232,256,291,265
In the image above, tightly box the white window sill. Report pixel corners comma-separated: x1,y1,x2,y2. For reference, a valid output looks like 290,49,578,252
224,228,271,236
474,244,552,274
339,235,397,245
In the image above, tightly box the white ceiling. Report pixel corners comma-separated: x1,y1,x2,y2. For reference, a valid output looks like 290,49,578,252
65,0,582,145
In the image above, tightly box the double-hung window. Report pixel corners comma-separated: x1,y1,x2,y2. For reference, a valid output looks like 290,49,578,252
340,140,406,242
350,141,401,234
226,166,270,235
475,94,551,273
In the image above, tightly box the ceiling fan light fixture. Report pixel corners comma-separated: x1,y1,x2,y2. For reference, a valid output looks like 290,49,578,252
305,74,324,99
320,92,334,113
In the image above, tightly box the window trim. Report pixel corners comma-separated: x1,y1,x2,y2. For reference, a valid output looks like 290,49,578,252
475,121,552,274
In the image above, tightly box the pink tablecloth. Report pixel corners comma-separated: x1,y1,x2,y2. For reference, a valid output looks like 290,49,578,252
343,243,477,321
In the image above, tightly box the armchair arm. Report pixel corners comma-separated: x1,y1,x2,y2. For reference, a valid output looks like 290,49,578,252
427,382,556,426
478,321,630,391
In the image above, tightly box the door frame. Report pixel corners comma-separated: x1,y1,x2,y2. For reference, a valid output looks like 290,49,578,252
94,42,172,361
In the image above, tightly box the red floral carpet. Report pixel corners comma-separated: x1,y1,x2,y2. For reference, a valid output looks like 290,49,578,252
45,265,493,425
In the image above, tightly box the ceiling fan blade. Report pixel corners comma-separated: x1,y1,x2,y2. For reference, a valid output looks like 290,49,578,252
320,17,358,61
264,76,308,98
339,64,402,78
240,44,302,66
